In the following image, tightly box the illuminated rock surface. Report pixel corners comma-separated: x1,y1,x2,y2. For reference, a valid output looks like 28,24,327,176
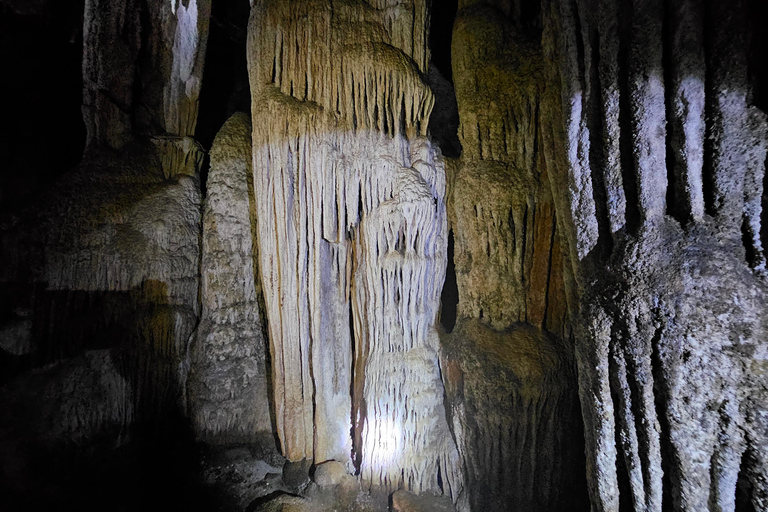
247,0,461,499
540,1,768,510
188,112,273,446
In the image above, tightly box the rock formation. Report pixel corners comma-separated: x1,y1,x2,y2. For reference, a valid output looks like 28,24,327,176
0,0,207,468
539,0,768,510
440,2,584,510
247,0,461,498
189,112,273,445
82,0,209,175
1,0,767,511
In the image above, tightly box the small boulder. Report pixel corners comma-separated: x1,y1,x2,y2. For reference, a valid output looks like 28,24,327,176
253,494,311,512
312,460,350,487
282,458,313,489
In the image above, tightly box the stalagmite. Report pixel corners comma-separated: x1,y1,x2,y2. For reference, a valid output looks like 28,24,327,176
248,0,462,500
188,113,273,445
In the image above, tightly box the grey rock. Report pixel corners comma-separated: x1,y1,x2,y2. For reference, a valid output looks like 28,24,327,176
188,112,273,447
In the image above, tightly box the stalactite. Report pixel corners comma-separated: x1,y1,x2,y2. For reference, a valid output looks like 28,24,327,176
248,0,462,501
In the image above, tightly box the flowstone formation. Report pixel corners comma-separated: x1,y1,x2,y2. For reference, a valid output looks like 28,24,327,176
0,145,202,490
539,0,768,510
439,2,585,510
248,0,462,499
449,0,568,334
0,0,209,487
440,320,584,512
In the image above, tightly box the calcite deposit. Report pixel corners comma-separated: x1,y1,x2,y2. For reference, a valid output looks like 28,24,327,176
247,0,461,498
188,112,273,445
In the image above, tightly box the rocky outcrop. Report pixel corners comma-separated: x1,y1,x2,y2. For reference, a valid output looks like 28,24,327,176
188,112,273,446
247,0,461,500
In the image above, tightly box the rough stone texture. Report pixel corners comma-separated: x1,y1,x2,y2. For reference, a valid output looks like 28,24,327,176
449,1,568,336
188,112,273,446
0,143,201,443
391,489,456,512
82,0,210,157
539,0,768,511
312,460,355,488
247,0,462,501
441,320,586,512
200,444,285,511
441,3,584,511
253,494,313,512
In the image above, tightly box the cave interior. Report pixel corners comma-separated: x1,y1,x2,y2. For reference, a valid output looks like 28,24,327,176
0,0,767,511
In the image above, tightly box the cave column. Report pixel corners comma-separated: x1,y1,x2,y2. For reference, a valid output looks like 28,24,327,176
247,0,462,499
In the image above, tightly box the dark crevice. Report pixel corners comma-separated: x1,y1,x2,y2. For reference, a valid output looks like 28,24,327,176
194,0,250,195
742,215,759,267
570,0,586,89
735,450,757,512
429,0,459,83
701,0,718,217
587,26,614,258
650,315,676,512
609,343,635,512
616,0,641,235
349,297,363,474
747,0,768,259
662,0,686,227
439,229,458,333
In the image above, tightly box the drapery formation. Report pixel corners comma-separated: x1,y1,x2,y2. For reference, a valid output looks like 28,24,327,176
247,0,462,498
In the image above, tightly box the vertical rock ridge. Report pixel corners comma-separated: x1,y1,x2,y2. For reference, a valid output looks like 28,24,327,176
540,1,768,510
188,112,273,446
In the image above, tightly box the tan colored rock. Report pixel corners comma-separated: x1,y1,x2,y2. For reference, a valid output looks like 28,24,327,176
448,3,568,335
254,494,312,512
248,0,462,500
312,460,350,488
440,320,584,511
